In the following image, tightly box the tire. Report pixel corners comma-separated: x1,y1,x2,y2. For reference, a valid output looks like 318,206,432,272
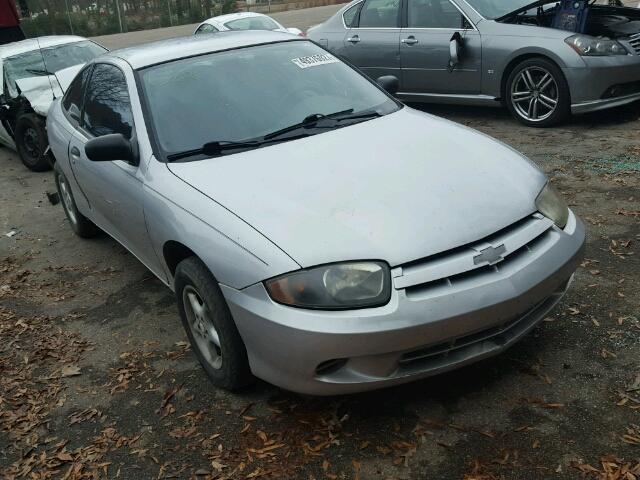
54,162,99,238
505,58,570,128
174,257,254,391
15,113,51,171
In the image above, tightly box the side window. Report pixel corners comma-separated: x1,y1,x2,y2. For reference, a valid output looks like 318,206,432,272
82,64,134,139
62,66,91,126
343,3,362,27
408,0,468,28
196,23,218,34
358,0,401,28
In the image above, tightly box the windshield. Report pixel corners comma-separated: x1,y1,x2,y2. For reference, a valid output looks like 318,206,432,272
139,41,399,160
224,16,280,30
463,0,538,19
4,41,107,96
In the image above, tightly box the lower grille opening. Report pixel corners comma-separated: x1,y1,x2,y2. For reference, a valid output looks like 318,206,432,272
315,358,347,377
601,80,640,99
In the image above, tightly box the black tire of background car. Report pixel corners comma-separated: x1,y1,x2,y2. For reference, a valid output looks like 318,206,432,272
505,57,570,128
174,257,254,391
15,113,51,171
53,162,100,238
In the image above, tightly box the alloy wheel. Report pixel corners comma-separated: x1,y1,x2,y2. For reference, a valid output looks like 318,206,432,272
23,127,41,161
183,285,223,370
510,66,559,123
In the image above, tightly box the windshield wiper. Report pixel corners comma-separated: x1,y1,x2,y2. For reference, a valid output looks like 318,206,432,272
166,135,311,162
166,110,383,162
26,68,54,76
263,109,355,140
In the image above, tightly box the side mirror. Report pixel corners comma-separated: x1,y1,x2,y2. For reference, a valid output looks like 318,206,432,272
376,75,399,95
449,32,463,71
85,133,138,165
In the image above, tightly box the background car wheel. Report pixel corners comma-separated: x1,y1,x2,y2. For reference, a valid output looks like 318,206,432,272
54,162,99,238
505,58,570,128
174,257,254,391
15,114,51,171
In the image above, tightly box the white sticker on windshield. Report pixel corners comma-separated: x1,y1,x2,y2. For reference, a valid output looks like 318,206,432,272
291,53,339,69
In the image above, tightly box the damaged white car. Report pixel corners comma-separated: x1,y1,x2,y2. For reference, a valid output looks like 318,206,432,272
0,36,107,171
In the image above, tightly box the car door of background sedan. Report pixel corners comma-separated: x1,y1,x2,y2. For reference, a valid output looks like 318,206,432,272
69,63,159,272
399,0,481,95
343,0,402,81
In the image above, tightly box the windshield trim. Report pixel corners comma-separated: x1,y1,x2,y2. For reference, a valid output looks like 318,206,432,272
135,39,403,163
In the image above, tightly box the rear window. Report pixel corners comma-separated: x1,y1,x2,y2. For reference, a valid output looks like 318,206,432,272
224,16,280,31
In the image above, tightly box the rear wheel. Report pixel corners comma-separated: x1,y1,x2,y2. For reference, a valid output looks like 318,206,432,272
174,257,254,391
54,162,99,238
15,114,51,171
505,58,570,127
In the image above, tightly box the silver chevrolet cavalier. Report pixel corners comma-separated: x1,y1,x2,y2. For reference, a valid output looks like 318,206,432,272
47,32,585,395
307,0,640,127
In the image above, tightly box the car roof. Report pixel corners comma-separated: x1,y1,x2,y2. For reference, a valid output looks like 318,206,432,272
0,35,89,59
107,31,298,69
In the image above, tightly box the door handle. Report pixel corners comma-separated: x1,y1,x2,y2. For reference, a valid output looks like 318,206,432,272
401,36,419,45
347,35,360,44
70,146,80,163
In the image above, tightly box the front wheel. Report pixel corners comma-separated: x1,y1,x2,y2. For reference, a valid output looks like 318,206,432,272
505,58,570,128
174,257,254,391
15,114,51,171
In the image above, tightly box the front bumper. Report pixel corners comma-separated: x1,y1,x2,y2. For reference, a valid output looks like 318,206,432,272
222,212,586,395
564,55,640,114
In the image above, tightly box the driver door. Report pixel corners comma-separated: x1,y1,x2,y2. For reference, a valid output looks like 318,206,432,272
399,0,481,94
69,62,157,270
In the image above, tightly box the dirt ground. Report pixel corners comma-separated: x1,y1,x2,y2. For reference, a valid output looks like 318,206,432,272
2,12,640,478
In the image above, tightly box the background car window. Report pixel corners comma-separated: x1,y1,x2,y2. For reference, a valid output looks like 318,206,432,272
41,41,107,73
62,66,92,125
3,50,48,98
224,16,279,31
82,64,133,138
196,23,219,34
343,3,362,27
358,0,400,28
408,0,468,28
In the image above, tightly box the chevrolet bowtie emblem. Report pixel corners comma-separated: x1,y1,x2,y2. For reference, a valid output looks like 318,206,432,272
473,244,507,266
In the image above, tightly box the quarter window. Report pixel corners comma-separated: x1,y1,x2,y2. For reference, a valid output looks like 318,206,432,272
62,66,91,126
358,0,401,28
82,64,134,139
343,3,362,27
407,0,469,28
196,23,218,34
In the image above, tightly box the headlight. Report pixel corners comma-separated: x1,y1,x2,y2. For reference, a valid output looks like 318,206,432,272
565,34,628,56
535,182,569,228
265,261,391,309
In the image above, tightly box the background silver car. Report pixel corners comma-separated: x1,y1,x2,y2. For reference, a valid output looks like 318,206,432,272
47,32,584,395
308,0,640,127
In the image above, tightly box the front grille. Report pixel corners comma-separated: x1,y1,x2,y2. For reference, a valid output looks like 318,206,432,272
397,286,565,371
630,33,640,55
393,214,555,298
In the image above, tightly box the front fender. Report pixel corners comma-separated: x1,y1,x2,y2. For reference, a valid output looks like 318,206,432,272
143,160,300,290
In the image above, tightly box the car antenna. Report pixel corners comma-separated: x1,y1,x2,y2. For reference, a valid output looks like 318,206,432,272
35,37,58,100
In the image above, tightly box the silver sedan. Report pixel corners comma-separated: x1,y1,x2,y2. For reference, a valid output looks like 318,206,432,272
47,32,584,395
308,0,640,127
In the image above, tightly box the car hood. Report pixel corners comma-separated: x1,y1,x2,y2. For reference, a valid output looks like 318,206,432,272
14,63,86,117
167,107,547,268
